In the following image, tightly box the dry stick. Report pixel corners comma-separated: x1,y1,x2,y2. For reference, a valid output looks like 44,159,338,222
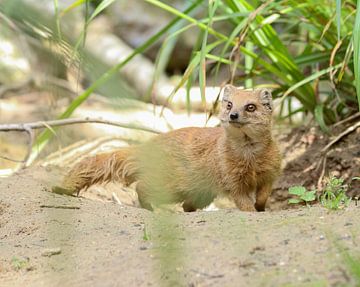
321,120,360,154
0,155,24,163
0,126,35,165
316,120,360,187
0,118,162,134
22,126,34,168
317,156,327,190
332,111,360,128
0,118,161,168
0,78,33,98
40,204,80,209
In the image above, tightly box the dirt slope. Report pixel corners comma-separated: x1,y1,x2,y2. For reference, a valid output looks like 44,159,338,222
0,166,359,287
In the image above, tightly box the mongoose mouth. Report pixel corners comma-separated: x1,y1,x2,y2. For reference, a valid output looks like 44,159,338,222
229,121,249,126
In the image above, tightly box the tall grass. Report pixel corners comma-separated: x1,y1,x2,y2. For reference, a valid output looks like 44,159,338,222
142,0,360,125
354,0,360,110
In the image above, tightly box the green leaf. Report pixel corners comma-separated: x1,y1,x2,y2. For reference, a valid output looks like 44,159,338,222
300,191,316,202
288,186,307,196
288,198,302,204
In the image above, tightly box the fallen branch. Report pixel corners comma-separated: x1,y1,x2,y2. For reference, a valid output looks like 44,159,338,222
0,117,161,169
317,156,327,190
0,78,33,98
332,112,360,128
40,204,80,210
321,120,360,154
0,117,162,134
0,155,24,163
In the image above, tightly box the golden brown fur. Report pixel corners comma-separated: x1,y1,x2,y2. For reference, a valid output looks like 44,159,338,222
62,85,281,212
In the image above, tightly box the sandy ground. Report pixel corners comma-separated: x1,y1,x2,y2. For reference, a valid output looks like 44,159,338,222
0,166,360,287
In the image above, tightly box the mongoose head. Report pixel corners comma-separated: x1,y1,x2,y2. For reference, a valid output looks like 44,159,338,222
219,84,273,137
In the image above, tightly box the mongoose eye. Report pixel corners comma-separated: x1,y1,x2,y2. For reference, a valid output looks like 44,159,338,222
226,101,233,110
245,104,256,112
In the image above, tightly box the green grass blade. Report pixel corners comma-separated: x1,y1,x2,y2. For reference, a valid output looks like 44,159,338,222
53,0,61,40
60,0,91,16
199,0,220,111
147,21,194,102
145,0,228,42
314,105,330,133
87,0,115,23
244,41,254,88
354,0,360,111
336,0,341,41
281,64,342,102
337,41,353,82
161,40,224,115
186,29,204,115
72,0,115,53
214,18,248,82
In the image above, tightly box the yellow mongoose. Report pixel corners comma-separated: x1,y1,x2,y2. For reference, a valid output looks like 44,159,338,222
61,85,281,211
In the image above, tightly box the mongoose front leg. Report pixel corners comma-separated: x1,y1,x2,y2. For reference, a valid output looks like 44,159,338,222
255,183,272,212
182,200,197,212
136,182,154,211
233,193,256,212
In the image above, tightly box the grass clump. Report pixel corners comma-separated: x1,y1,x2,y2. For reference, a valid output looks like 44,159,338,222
320,176,351,210
11,256,29,271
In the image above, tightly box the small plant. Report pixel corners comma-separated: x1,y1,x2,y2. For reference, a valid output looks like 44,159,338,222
143,225,151,241
11,256,29,271
288,186,316,206
320,176,351,210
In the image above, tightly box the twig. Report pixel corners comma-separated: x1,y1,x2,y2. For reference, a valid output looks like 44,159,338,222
0,78,33,98
40,204,80,209
0,117,162,134
22,126,34,169
0,155,25,163
0,118,161,170
0,126,35,166
321,120,360,154
332,112,360,128
317,156,327,190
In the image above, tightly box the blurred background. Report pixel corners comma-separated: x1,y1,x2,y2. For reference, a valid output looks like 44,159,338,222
0,0,359,205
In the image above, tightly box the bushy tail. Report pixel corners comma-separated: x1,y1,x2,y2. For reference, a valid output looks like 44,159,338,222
58,148,138,194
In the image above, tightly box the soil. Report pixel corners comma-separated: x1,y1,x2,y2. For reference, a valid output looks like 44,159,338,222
270,124,360,210
1,123,360,286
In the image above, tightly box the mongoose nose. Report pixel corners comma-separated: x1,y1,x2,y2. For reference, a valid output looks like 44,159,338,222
230,112,239,120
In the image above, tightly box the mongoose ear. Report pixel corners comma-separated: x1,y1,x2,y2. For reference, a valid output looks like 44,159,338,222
222,84,236,102
258,88,273,111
